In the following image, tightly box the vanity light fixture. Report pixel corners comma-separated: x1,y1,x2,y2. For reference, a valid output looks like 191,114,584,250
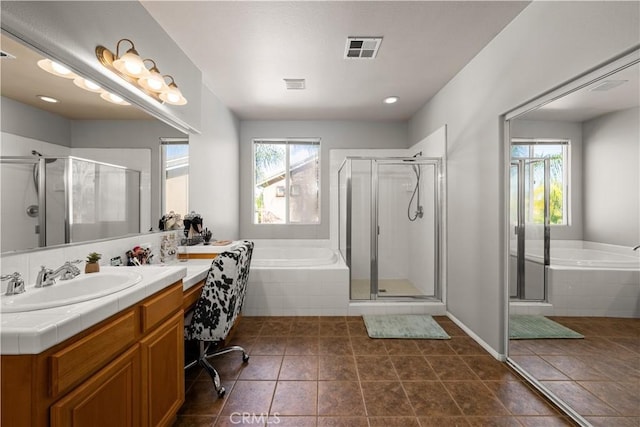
96,39,188,106
159,75,187,105
138,59,167,93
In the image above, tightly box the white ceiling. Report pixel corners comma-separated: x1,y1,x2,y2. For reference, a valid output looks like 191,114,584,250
142,1,530,121
519,63,640,122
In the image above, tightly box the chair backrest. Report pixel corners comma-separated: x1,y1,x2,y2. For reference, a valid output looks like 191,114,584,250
185,240,254,342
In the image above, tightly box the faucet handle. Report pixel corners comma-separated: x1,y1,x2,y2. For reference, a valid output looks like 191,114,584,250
1,272,25,295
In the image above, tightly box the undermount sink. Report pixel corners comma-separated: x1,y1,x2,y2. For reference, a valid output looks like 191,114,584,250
1,271,143,313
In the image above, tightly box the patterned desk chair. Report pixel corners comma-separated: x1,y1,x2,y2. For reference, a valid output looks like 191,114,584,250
184,240,254,397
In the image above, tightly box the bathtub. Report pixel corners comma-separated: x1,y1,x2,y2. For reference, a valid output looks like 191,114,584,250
252,246,338,267
510,240,640,318
243,240,350,316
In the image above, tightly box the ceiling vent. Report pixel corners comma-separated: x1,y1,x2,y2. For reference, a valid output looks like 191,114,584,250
284,78,306,90
0,50,16,60
589,80,628,91
344,37,383,59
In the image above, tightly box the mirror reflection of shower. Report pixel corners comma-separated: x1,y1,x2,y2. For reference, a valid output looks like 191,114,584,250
408,151,424,221
28,150,56,218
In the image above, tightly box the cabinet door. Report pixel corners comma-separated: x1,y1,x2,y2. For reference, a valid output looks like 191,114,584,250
50,345,141,427
140,311,185,427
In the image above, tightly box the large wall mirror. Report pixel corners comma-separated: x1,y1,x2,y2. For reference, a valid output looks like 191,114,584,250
0,31,188,254
505,49,639,426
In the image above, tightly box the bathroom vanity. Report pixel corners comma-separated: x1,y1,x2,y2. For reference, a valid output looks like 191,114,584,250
1,263,211,427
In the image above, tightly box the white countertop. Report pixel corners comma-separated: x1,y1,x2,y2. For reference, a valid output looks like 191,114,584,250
0,260,212,355
180,241,238,254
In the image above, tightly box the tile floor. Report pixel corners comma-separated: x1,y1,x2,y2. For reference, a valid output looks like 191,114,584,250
510,317,640,427
174,316,577,427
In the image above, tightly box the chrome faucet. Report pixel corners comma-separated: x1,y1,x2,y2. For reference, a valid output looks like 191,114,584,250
36,260,82,287
1,272,25,295
633,244,640,251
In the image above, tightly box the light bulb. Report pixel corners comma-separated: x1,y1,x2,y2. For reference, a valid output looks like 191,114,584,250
84,80,101,91
51,62,71,76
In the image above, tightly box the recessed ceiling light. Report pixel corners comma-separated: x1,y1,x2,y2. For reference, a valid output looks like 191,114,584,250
383,96,399,104
37,95,59,103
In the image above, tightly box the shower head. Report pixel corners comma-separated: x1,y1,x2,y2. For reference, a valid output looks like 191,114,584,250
31,150,57,163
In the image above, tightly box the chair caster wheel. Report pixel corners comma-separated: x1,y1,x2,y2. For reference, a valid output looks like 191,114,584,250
217,387,226,398
242,353,250,363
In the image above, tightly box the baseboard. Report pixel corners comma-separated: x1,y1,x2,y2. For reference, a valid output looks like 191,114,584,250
446,311,506,362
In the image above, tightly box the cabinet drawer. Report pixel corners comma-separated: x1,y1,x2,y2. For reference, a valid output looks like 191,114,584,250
182,280,205,311
50,310,137,396
140,282,182,333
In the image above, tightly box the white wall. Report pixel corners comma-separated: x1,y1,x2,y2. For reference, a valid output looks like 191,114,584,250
241,120,408,239
1,97,70,147
510,119,584,241
188,86,241,240
583,107,640,246
408,1,640,354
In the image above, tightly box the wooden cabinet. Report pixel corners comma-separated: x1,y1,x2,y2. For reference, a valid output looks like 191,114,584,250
50,345,141,427
140,311,184,427
1,281,185,427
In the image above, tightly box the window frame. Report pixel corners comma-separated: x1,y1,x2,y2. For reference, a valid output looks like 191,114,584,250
511,138,571,226
252,138,321,225
160,137,189,217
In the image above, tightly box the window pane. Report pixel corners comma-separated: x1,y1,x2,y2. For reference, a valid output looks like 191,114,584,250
253,140,320,225
254,142,286,224
512,141,568,225
289,143,320,223
163,144,189,215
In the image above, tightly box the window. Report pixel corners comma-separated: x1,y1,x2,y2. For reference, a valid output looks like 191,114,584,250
511,139,570,225
253,139,320,224
161,139,189,216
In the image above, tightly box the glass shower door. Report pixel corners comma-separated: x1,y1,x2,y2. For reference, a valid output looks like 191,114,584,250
374,159,440,299
349,159,373,300
511,158,550,301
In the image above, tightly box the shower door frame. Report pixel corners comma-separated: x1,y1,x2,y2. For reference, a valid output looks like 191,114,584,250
339,156,444,301
510,157,551,301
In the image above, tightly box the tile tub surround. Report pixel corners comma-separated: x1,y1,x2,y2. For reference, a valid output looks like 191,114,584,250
174,316,578,427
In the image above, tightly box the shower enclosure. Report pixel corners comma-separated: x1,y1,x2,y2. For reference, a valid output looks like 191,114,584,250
509,156,551,301
338,157,443,301
1,156,141,252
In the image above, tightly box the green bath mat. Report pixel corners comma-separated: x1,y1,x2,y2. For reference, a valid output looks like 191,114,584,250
510,315,584,339
363,314,450,339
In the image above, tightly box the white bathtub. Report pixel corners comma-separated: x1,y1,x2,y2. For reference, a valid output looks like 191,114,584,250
511,240,640,318
243,240,350,316
252,246,338,267
525,243,640,269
